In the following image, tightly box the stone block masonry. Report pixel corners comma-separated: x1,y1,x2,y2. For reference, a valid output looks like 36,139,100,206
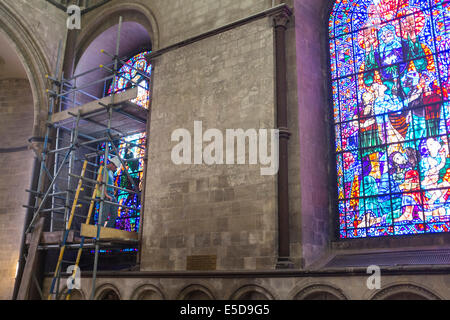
142,18,277,271
0,79,34,299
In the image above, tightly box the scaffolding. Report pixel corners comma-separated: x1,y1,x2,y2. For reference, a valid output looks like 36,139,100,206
17,17,150,300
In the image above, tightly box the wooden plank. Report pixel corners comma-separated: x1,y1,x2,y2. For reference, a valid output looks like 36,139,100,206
80,224,138,241
25,231,75,245
51,87,138,124
17,217,45,300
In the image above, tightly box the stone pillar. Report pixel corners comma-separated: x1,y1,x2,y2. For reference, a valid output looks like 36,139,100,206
272,9,294,269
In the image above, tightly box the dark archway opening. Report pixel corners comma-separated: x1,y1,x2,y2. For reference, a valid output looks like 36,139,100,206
384,292,428,300
98,289,120,300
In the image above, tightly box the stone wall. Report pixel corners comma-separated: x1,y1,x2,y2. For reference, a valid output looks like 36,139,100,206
3,0,450,301
142,18,277,271
71,0,311,271
75,0,339,270
148,0,272,48
43,272,450,300
2,0,67,72
293,0,333,267
0,79,35,299
0,0,67,299
1,0,66,137
81,0,274,50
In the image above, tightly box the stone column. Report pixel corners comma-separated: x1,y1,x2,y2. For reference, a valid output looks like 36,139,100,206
273,9,294,269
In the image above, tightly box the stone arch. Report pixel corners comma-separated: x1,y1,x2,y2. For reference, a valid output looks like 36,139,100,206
94,283,122,300
0,2,51,139
177,284,216,301
229,285,276,301
67,3,157,106
74,1,159,69
58,287,87,300
131,284,165,300
371,284,442,300
292,284,348,300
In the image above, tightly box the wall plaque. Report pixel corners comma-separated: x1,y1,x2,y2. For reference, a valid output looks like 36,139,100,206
186,255,217,271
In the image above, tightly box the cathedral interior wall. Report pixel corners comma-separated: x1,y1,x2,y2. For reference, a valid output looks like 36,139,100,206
291,0,331,268
1,0,449,300
142,17,278,271
0,0,66,299
42,272,450,300
0,79,34,299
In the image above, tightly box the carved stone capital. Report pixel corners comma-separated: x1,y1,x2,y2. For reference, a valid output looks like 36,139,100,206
272,10,291,29
28,137,46,160
28,141,44,160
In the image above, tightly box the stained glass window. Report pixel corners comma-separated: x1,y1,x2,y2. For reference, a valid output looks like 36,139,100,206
94,52,151,233
107,51,151,109
330,0,450,239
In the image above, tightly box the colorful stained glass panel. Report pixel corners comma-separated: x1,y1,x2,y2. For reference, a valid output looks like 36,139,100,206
108,51,151,109
94,51,150,234
331,0,450,239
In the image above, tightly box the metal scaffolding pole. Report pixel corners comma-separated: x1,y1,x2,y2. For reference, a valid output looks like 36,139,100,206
90,16,123,301
25,114,81,235
21,13,147,300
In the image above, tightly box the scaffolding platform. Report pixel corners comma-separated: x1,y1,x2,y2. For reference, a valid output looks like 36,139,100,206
26,230,76,246
80,224,139,242
25,229,139,247
18,17,149,300
51,87,148,138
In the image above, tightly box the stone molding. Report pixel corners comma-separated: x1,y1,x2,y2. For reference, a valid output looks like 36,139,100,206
371,284,442,300
293,284,348,300
229,284,276,300
130,283,166,300
76,0,160,61
176,284,216,300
